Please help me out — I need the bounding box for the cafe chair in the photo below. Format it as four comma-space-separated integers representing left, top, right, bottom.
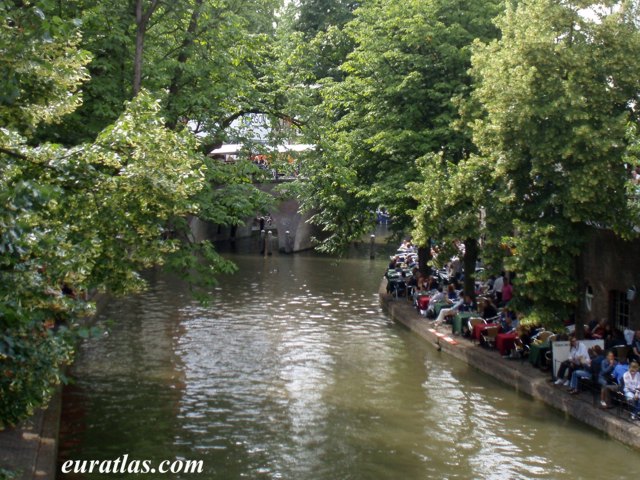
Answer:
467, 317, 486, 342
481, 326, 499, 349
532, 330, 554, 345
390, 281, 406, 299
511, 337, 530, 362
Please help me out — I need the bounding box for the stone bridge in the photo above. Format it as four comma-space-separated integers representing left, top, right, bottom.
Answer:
189, 179, 322, 252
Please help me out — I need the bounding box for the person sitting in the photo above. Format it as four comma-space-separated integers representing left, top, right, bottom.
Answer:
590, 318, 607, 340
388, 256, 399, 270
457, 294, 476, 313
498, 308, 517, 333
386, 271, 406, 297
598, 350, 618, 408
434, 294, 475, 325
554, 336, 590, 386
428, 286, 447, 307
446, 283, 458, 301
424, 275, 439, 292
568, 345, 603, 394
611, 359, 629, 383
623, 361, 640, 420
424, 286, 447, 318
407, 268, 419, 299
602, 358, 629, 408
478, 297, 498, 321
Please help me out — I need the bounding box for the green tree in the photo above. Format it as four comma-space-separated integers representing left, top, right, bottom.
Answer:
298, 0, 502, 280
0, 2, 240, 426
470, 0, 640, 325
35, 0, 285, 149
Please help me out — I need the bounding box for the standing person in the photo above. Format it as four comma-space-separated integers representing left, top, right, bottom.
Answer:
554, 336, 590, 386
492, 271, 505, 305
501, 279, 513, 306
623, 361, 640, 420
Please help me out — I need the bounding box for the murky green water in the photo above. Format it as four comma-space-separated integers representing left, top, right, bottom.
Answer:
58, 245, 640, 479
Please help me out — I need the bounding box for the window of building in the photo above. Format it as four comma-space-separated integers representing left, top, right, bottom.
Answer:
610, 290, 631, 330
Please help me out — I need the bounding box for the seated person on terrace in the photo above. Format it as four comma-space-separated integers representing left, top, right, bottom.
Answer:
611, 358, 629, 383
399, 239, 414, 252
590, 318, 608, 340
568, 345, 604, 394
446, 283, 458, 301
498, 308, 517, 332
427, 286, 448, 309
389, 256, 400, 270
623, 361, 640, 420
421, 275, 438, 292
554, 336, 590, 386
415, 275, 425, 292
434, 294, 476, 325
407, 268, 419, 293
478, 297, 498, 320
386, 271, 407, 296
599, 350, 618, 408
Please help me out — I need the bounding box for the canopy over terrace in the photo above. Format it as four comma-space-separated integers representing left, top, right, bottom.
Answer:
209, 143, 314, 163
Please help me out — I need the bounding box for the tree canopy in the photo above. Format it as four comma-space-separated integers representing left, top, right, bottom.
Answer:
296, 0, 503, 284
290, 0, 640, 323
470, 0, 640, 323
0, 0, 280, 426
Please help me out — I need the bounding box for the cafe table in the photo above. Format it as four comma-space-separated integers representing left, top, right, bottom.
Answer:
452, 312, 476, 336
529, 341, 551, 368
496, 332, 518, 356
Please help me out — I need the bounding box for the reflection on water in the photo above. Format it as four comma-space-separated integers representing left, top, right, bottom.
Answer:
59, 248, 640, 479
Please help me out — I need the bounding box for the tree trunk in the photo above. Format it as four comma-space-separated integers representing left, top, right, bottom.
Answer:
463, 237, 478, 299
133, 0, 145, 96
165, 0, 204, 129
418, 243, 431, 277
133, 0, 161, 97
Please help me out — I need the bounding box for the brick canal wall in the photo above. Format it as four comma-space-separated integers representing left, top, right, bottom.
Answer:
379, 280, 640, 451
0, 389, 60, 480
0, 293, 110, 479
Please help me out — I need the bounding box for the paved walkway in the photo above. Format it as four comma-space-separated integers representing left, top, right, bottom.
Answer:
379, 285, 640, 451
0, 390, 60, 480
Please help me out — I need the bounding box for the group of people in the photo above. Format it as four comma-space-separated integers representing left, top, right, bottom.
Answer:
553, 334, 640, 419
386, 240, 518, 330
386, 239, 640, 420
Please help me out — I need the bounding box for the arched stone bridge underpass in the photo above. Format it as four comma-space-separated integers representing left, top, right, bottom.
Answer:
189, 179, 323, 253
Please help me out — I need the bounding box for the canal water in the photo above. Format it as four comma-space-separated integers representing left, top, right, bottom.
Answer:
58, 243, 640, 479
